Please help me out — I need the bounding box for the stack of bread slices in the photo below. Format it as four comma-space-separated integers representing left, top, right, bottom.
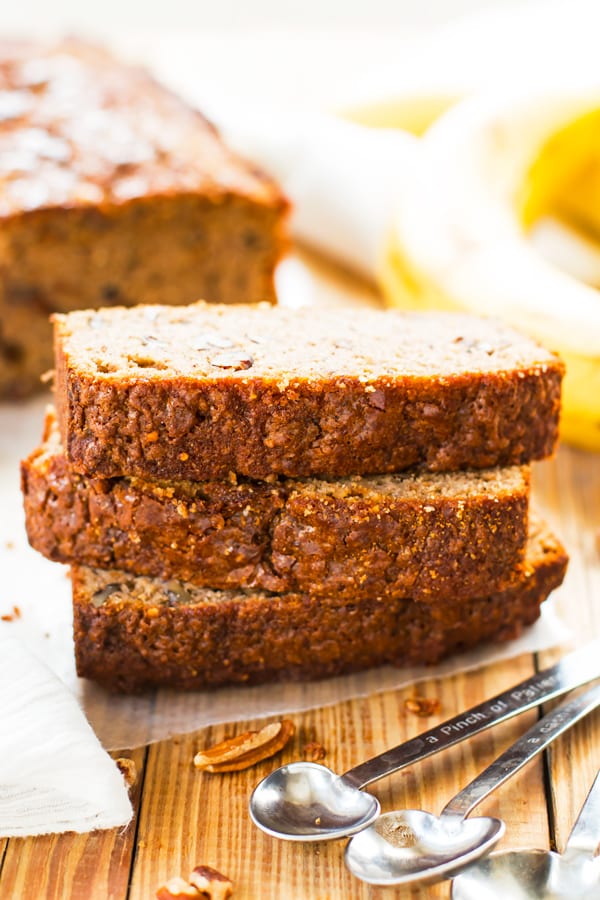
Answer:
21, 300, 568, 692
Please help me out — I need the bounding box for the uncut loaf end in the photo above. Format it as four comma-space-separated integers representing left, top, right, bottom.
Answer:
0, 39, 289, 398
53, 301, 564, 482
71, 517, 568, 693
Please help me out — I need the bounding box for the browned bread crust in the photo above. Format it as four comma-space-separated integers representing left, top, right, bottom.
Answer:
22, 411, 531, 601
71, 518, 568, 693
0, 40, 289, 398
54, 302, 564, 481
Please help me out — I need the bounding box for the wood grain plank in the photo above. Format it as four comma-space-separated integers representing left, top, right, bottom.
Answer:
534, 446, 600, 643
535, 445, 600, 855
0, 748, 145, 900
545, 715, 600, 853
128, 654, 549, 900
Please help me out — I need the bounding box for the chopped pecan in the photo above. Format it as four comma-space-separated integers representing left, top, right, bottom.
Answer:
209, 350, 253, 371
404, 696, 442, 717
189, 865, 233, 900
1, 603, 23, 621
91, 583, 122, 607
156, 876, 200, 899
156, 867, 233, 900
193, 720, 295, 773
303, 741, 327, 762
116, 757, 137, 789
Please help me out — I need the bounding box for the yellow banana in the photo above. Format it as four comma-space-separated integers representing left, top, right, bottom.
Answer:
522, 108, 600, 242
380, 84, 600, 451
341, 90, 460, 136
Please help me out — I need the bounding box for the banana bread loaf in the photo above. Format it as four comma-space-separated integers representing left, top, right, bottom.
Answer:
53, 302, 564, 481
22, 410, 530, 601
71, 517, 568, 693
0, 39, 289, 398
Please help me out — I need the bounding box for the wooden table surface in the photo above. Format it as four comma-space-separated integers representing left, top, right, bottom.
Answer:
2, 253, 600, 899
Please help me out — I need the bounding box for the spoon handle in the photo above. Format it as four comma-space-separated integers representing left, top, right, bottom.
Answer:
441, 681, 600, 819
343, 640, 600, 789
562, 769, 600, 860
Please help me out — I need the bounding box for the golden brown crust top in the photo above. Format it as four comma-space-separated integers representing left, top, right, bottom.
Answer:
0, 39, 286, 216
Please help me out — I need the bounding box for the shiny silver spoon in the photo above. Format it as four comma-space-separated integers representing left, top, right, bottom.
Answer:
451, 769, 600, 900
344, 682, 600, 887
250, 641, 600, 841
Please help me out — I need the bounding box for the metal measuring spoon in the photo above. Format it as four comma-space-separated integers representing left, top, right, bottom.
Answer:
451, 770, 600, 900
344, 682, 600, 887
249, 641, 600, 841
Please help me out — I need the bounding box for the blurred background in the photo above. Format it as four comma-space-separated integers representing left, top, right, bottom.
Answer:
0, 0, 528, 32
0, 0, 542, 110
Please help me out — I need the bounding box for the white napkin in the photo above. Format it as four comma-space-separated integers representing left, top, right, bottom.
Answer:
210, 104, 417, 280
0, 633, 132, 837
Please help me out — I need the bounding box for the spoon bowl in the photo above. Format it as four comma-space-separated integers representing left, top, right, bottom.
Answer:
452, 768, 600, 899
344, 683, 600, 887
249, 643, 600, 841
344, 809, 504, 886
249, 762, 380, 840
451, 848, 600, 900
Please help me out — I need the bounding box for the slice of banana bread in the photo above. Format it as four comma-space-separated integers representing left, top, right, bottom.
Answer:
0, 39, 289, 398
71, 516, 568, 693
53, 302, 564, 482
22, 410, 530, 601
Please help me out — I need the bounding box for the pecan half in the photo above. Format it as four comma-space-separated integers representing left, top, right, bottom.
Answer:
193, 720, 295, 773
